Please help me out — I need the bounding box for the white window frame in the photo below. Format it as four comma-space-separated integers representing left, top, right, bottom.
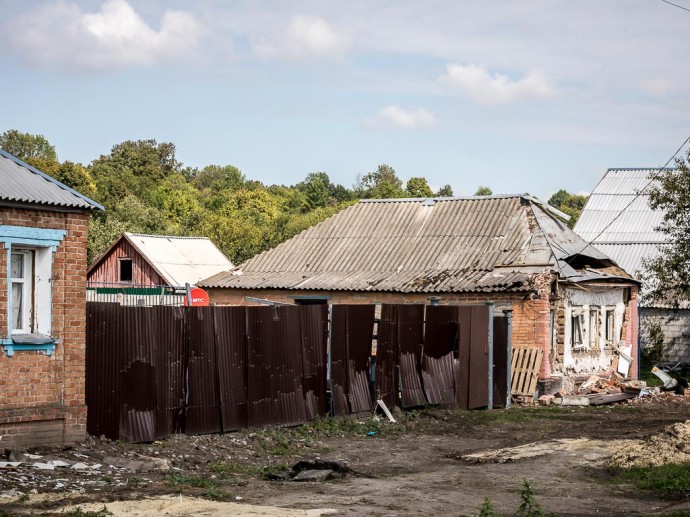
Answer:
11, 250, 33, 334
9, 247, 53, 336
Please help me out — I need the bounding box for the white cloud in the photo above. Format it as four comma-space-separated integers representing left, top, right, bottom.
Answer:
363, 105, 437, 130
253, 16, 350, 60
439, 63, 555, 104
3, 0, 202, 71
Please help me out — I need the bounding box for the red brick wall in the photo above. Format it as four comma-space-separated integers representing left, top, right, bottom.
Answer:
207, 286, 554, 367
0, 208, 89, 449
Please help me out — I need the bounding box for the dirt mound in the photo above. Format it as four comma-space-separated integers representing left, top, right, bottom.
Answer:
606, 420, 690, 469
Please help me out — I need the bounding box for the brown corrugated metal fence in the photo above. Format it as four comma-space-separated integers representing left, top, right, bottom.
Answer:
86, 302, 508, 442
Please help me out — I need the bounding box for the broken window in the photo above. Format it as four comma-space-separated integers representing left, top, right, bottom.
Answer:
589, 308, 600, 349
571, 312, 585, 348
605, 309, 616, 343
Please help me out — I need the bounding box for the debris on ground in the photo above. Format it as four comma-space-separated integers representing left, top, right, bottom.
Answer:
606, 420, 690, 469
524, 368, 690, 407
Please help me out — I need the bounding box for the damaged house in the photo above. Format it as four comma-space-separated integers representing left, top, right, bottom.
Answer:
200, 195, 640, 390
574, 168, 690, 364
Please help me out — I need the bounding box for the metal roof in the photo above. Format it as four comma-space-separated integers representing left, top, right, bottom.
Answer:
573, 168, 669, 273
201, 195, 632, 293
106, 233, 233, 287
0, 149, 103, 211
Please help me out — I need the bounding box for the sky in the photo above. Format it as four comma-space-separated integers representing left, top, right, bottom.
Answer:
1, 0, 689, 200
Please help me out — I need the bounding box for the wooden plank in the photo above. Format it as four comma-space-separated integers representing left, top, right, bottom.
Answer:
510, 346, 543, 397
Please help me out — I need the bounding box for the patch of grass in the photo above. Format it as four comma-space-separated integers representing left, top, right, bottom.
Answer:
17, 493, 29, 504
209, 459, 253, 478
126, 476, 144, 487
100, 475, 114, 483
202, 487, 225, 500
612, 462, 690, 496
258, 464, 290, 480
166, 471, 220, 489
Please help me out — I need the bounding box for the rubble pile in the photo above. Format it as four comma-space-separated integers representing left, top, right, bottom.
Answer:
536, 369, 690, 406
606, 420, 690, 469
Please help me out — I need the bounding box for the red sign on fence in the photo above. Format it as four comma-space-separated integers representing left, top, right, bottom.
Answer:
184, 287, 210, 307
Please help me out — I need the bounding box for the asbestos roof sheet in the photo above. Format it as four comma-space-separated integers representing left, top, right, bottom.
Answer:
124, 233, 233, 287
201, 195, 627, 293
573, 168, 669, 274
0, 150, 103, 210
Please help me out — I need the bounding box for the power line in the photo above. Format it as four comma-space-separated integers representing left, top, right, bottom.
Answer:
659, 0, 690, 12
566, 135, 690, 266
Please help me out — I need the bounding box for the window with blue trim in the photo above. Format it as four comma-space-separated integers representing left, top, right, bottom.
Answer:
1, 225, 66, 357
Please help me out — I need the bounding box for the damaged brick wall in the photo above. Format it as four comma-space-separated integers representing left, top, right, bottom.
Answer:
207, 285, 555, 374
0, 208, 89, 449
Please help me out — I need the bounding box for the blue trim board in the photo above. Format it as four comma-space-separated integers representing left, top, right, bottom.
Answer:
0, 225, 66, 247
0, 339, 56, 357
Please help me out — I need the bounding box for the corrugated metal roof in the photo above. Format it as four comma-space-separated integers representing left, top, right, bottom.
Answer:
123, 233, 233, 287
0, 149, 103, 210
201, 195, 630, 293
573, 168, 669, 273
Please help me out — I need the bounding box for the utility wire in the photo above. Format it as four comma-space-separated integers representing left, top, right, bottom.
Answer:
659, 0, 690, 13
564, 135, 690, 267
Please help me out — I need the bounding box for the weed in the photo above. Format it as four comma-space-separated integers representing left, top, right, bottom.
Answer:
202, 487, 225, 500
258, 464, 290, 480
17, 493, 29, 504
477, 496, 498, 517
127, 476, 144, 487
612, 462, 690, 496
166, 471, 219, 489
517, 479, 544, 517
101, 475, 114, 483
209, 459, 252, 478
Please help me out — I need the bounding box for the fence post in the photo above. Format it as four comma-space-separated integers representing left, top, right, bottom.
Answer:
503, 309, 513, 409
487, 302, 494, 410
327, 303, 333, 416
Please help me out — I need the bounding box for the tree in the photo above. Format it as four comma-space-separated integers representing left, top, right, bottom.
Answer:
436, 184, 454, 197
474, 186, 493, 196
405, 177, 434, 198
547, 189, 588, 228
354, 164, 405, 199
0, 129, 57, 162
643, 150, 690, 308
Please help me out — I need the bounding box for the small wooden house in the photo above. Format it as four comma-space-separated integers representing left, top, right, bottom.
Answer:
87, 233, 232, 304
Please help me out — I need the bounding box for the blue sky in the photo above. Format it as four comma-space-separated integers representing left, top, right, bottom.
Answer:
1, 0, 688, 200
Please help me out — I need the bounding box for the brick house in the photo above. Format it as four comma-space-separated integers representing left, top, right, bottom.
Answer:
200, 195, 640, 389
0, 150, 102, 449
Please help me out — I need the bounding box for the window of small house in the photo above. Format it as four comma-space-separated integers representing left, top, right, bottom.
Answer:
588, 308, 600, 349
119, 259, 133, 282
605, 308, 616, 343
9, 248, 52, 336
571, 312, 585, 348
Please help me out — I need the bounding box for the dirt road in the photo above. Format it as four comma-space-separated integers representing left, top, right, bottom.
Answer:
1, 398, 689, 516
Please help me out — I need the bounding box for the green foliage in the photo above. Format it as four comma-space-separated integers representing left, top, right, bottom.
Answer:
0, 130, 439, 268
0, 129, 57, 162
643, 150, 690, 308
355, 164, 405, 199
547, 189, 588, 228
478, 496, 499, 517
612, 462, 690, 496
640, 318, 667, 369
436, 184, 454, 197
516, 479, 544, 517
405, 177, 434, 198
474, 186, 493, 196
